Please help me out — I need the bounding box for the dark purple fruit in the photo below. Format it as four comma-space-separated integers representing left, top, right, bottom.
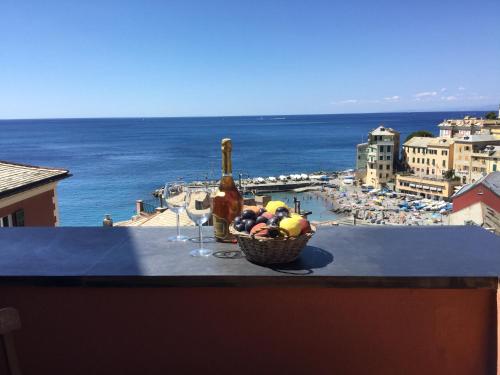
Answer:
256, 215, 268, 225
234, 216, 242, 225
276, 211, 289, 220
267, 226, 280, 238
275, 206, 289, 215
257, 207, 267, 216
267, 217, 280, 227
244, 219, 256, 233
234, 222, 245, 232
241, 209, 257, 221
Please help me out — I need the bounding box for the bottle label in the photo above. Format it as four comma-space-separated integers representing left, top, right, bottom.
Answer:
213, 214, 229, 240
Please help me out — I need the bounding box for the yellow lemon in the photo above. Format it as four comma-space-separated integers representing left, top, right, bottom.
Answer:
290, 213, 303, 221
279, 217, 302, 237
265, 200, 288, 214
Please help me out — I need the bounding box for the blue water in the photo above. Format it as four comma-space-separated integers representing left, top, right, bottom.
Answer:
0, 111, 485, 225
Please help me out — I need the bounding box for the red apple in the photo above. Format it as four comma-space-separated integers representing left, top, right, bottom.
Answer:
298, 219, 312, 235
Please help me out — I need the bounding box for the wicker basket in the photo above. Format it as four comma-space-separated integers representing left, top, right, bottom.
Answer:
230, 225, 315, 265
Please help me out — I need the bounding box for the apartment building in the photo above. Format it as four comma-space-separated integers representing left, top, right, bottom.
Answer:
453, 135, 500, 184
359, 126, 400, 188
0, 161, 70, 226
402, 136, 454, 179
438, 109, 500, 140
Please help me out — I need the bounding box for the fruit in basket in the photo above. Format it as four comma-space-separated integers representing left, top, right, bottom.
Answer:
265, 200, 288, 214
276, 210, 289, 221
290, 213, 302, 220
257, 207, 267, 216
262, 212, 274, 220
279, 217, 302, 237
275, 206, 290, 215
234, 222, 246, 232
255, 215, 269, 225
250, 223, 268, 236
267, 216, 281, 227
267, 226, 280, 238
241, 209, 257, 221
244, 219, 256, 233
298, 218, 312, 235
243, 205, 260, 215
234, 216, 242, 225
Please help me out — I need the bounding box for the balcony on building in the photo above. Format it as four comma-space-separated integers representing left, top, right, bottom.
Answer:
0, 225, 500, 374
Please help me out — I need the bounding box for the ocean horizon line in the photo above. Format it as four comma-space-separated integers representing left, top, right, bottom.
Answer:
0, 107, 495, 122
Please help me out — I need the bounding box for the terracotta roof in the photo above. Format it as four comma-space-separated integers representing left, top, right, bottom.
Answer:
0, 160, 70, 199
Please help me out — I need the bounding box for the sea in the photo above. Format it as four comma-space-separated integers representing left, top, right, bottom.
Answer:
0, 111, 485, 226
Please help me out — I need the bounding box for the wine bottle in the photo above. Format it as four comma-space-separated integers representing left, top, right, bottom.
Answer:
213, 138, 243, 242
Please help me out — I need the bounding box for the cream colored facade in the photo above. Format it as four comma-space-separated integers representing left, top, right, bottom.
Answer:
364, 126, 400, 188
395, 174, 460, 200
402, 136, 454, 179
453, 135, 500, 184
438, 114, 500, 140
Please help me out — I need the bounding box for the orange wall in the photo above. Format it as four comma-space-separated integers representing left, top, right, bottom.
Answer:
0, 287, 496, 374
0, 189, 56, 226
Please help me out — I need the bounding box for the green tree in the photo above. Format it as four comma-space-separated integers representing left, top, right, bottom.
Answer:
485, 112, 498, 120
404, 130, 434, 143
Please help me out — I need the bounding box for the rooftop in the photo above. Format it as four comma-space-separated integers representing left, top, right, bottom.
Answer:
0, 160, 70, 199
370, 125, 399, 136
454, 134, 500, 143
403, 136, 433, 148
453, 172, 500, 199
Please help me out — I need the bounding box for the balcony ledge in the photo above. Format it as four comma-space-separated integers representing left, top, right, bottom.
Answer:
0, 226, 499, 289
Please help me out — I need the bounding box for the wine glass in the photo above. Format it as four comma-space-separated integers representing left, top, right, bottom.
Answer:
185, 186, 213, 257
163, 181, 189, 242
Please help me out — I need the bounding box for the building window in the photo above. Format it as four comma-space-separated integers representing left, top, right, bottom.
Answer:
386, 165, 390, 170
0, 216, 10, 227
465, 146, 470, 151
494, 164, 497, 171
379, 156, 383, 161
386, 155, 391, 160
386, 173, 389, 178
12, 210, 24, 227
432, 169, 435, 174
379, 173, 382, 178
442, 160, 446, 168
432, 159, 435, 166
412, 148, 415, 154
387, 145, 391, 152
379, 164, 383, 170
412, 157, 415, 162
427, 159, 430, 165
0, 210, 24, 227
417, 158, 420, 163
379, 146, 384, 153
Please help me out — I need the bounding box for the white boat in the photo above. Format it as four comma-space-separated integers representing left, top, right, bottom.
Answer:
279, 175, 288, 181
300, 173, 309, 180
267, 176, 277, 182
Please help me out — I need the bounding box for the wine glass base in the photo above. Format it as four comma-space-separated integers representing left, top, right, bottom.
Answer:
168, 235, 190, 242
190, 248, 213, 257
189, 236, 216, 243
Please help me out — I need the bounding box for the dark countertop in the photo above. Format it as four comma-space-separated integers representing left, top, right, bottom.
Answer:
0, 226, 499, 288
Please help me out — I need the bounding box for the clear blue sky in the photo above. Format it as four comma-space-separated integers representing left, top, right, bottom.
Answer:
1, 0, 499, 118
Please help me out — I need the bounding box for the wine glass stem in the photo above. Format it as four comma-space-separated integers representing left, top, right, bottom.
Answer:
176, 213, 180, 238
199, 223, 203, 248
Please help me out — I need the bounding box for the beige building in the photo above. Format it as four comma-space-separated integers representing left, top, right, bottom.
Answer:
453, 135, 500, 184
395, 174, 460, 200
402, 136, 454, 179
438, 112, 500, 140
363, 126, 400, 188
